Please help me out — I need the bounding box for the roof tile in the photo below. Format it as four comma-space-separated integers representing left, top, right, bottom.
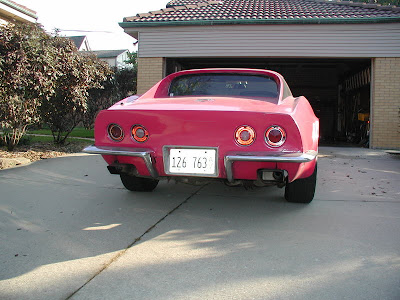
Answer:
124, 0, 400, 24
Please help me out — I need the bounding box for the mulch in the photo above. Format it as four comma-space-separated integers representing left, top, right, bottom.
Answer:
0, 141, 91, 170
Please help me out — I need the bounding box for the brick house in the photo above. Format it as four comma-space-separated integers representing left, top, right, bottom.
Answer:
119, 0, 400, 149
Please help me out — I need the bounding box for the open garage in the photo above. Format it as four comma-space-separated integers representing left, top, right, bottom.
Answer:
166, 57, 371, 145
120, 0, 400, 149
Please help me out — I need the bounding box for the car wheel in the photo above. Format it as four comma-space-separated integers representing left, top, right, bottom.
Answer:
120, 174, 159, 192
284, 163, 317, 203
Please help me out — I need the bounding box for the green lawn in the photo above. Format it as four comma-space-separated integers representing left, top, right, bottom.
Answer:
28, 127, 94, 139
27, 135, 92, 144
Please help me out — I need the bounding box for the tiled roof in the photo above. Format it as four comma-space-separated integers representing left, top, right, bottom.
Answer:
166, 0, 222, 6
122, 0, 400, 25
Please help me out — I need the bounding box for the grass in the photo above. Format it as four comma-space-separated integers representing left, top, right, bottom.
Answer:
27, 135, 92, 144
28, 127, 94, 139
1, 127, 93, 153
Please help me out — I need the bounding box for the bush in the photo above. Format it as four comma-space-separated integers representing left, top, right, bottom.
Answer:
39, 37, 112, 144
0, 23, 54, 151
84, 68, 137, 129
0, 23, 113, 149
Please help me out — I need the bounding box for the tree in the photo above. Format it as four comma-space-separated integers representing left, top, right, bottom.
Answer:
0, 23, 113, 148
39, 35, 113, 144
124, 51, 138, 70
0, 23, 55, 151
115, 67, 137, 97
84, 68, 137, 129
84, 71, 117, 129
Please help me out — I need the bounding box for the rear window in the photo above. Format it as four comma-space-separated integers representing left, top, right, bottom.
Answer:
169, 73, 279, 98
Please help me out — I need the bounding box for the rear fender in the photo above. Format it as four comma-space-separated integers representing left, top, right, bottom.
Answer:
282, 96, 318, 182
291, 96, 319, 154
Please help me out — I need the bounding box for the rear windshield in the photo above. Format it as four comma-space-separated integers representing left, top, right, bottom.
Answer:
169, 73, 279, 98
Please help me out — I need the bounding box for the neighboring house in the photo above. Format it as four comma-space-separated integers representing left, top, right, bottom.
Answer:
67, 36, 130, 69
92, 49, 131, 69
67, 36, 91, 51
119, 0, 400, 149
68, 36, 131, 69
0, 0, 37, 24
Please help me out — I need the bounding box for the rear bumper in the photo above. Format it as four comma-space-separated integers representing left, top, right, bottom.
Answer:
83, 145, 158, 178
83, 145, 317, 182
224, 151, 317, 182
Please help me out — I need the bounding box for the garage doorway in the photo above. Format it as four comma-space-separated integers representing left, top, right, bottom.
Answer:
166, 57, 371, 146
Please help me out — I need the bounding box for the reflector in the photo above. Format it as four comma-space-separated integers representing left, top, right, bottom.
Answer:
108, 124, 124, 141
240, 130, 251, 142
268, 129, 282, 143
136, 128, 145, 138
265, 126, 286, 147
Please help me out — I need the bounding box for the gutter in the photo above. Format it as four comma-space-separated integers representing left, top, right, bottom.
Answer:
0, 0, 38, 20
119, 16, 400, 29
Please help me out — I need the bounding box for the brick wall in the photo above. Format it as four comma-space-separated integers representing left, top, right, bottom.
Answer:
371, 58, 400, 149
137, 57, 165, 94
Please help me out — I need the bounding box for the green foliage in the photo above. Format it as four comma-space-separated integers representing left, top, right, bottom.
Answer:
39, 35, 112, 144
84, 74, 117, 129
115, 68, 137, 97
124, 51, 137, 70
84, 67, 137, 129
0, 23, 113, 149
28, 127, 94, 138
0, 133, 31, 147
0, 23, 55, 151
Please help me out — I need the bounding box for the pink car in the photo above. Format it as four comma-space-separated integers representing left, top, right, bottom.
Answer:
84, 68, 319, 203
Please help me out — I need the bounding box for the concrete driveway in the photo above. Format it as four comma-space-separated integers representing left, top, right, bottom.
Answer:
0, 147, 399, 300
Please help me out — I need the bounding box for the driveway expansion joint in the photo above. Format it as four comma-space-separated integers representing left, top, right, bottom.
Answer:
65, 184, 207, 300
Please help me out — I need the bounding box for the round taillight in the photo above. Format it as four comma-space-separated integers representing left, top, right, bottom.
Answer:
108, 124, 124, 142
265, 126, 286, 147
132, 125, 149, 143
235, 125, 256, 146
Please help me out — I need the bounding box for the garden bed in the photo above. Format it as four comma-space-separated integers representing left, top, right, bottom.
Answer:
0, 139, 92, 170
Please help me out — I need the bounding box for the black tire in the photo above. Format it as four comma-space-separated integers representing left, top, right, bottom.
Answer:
120, 174, 159, 192
284, 163, 317, 203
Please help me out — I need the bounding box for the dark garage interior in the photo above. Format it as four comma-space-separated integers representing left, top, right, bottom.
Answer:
166, 57, 371, 146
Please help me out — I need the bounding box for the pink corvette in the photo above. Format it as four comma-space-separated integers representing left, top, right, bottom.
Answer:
84, 68, 319, 203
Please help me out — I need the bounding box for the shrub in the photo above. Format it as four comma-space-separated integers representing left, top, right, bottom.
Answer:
39, 36, 113, 144
0, 23, 54, 151
0, 23, 113, 149
84, 67, 137, 129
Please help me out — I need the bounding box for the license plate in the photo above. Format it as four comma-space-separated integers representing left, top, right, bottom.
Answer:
166, 148, 217, 176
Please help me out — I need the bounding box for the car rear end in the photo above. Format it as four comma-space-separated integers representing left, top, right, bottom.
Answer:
86, 99, 315, 185
84, 68, 318, 203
